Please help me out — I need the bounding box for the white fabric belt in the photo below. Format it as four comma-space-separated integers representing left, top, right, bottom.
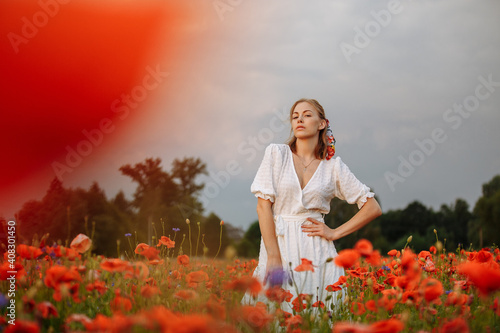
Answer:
274, 212, 324, 237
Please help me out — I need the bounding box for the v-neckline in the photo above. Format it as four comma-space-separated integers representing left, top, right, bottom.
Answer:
288, 147, 323, 191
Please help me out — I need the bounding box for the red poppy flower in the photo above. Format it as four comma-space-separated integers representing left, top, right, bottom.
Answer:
52, 245, 80, 260
285, 314, 303, 331
400, 249, 416, 270
439, 318, 469, 333
326, 275, 347, 292
400, 249, 420, 279
377, 294, 398, 312
124, 261, 149, 281
174, 289, 198, 301
384, 273, 397, 287
424, 258, 436, 272
493, 298, 500, 317
351, 302, 366, 315
171, 270, 182, 280
366, 250, 382, 266
387, 249, 400, 257
474, 249, 493, 263
0, 261, 26, 280
402, 290, 421, 305
326, 284, 342, 292
205, 295, 226, 320
333, 322, 370, 333
337, 275, 348, 284
100, 258, 130, 272
457, 261, 500, 296
354, 239, 373, 257
445, 292, 468, 307
135, 243, 149, 254
335, 249, 360, 269
291, 294, 311, 312
265, 286, 291, 303
225, 276, 262, 296
312, 301, 325, 308
53, 282, 81, 303
86, 280, 107, 295
365, 300, 377, 312
134, 243, 160, 261
369, 318, 404, 333
141, 285, 160, 298
70, 233, 92, 253
238, 305, 273, 331
177, 254, 190, 266
421, 277, 444, 303
44, 265, 82, 289
148, 259, 164, 265
110, 294, 133, 313
157, 236, 175, 248
36, 301, 58, 319
294, 258, 315, 272
274, 308, 292, 327
4, 319, 40, 333
17, 244, 43, 259
186, 270, 209, 288
167, 314, 219, 333
418, 250, 432, 262
430, 245, 437, 254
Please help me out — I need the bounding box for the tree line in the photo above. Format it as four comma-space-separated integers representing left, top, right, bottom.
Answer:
2, 155, 499, 258
4, 157, 233, 257
237, 175, 500, 257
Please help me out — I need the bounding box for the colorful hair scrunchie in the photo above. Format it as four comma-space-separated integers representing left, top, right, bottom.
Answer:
325, 119, 336, 160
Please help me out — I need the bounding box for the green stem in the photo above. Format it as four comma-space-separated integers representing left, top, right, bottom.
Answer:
196, 222, 201, 258
188, 223, 192, 257
212, 224, 223, 262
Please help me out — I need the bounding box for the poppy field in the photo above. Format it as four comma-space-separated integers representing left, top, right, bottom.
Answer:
1, 227, 500, 333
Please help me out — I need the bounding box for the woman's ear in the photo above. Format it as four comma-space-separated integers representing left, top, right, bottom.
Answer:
319, 119, 327, 130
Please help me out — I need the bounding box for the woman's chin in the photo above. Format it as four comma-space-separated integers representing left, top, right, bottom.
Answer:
294, 133, 315, 140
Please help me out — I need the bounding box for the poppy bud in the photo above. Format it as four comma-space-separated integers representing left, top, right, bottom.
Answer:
407, 235, 413, 243
186, 219, 190, 225
436, 241, 443, 252
220, 220, 224, 226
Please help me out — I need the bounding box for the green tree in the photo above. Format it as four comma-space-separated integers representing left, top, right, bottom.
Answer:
119, 157, 207, 242
18, 178, 69, 244
469, 175, 500, 248
201, 212, 229, 257
17, 179, 133, 256
436, 199, 472, 250
325, 196, 385, 251
236, 220, 261, 258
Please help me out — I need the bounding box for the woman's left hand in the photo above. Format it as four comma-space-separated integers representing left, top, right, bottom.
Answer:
301, 218, 336, 241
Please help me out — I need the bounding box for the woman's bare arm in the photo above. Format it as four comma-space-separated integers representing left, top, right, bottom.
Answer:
256, 197, 282, 280
302, 197, 382, 241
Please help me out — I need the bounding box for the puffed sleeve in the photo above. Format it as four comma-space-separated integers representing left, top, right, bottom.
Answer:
251, 144, 280, 203
333, 157, 375, 209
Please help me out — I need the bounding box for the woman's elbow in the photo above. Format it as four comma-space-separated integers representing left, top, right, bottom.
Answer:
370, 198, 383, 218
256, 198, 273, 214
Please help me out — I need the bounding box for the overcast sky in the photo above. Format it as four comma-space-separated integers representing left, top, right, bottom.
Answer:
3, 0, 500, 230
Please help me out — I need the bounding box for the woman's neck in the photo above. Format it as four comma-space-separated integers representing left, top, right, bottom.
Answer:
295, 137, 317, 159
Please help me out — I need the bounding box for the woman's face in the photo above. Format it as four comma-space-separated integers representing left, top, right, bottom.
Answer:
291, 102, 326, 139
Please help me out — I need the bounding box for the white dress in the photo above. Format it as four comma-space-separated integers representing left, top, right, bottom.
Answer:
242, 143, 374, 313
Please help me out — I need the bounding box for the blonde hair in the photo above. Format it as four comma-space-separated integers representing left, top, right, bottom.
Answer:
287, 98, 329, 160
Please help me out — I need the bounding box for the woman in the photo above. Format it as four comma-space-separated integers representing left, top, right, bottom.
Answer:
243, 98, 382, 312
